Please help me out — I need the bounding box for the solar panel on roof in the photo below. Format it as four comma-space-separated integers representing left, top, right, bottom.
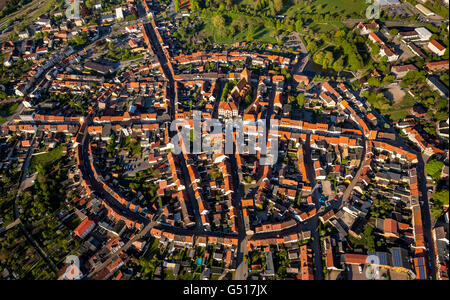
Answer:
418, 265, 426, 280
418, 257, 424, 265
392, 249, 402, 267
378, 253, 388, 266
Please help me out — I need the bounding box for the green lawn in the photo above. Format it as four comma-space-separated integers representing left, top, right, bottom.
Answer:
285, 0, 367, 19
308, 21, 347, 33
200, 11, 277, 44
383, 94, 415, 122
236, 0, 367, 17
29, 144, 64, 172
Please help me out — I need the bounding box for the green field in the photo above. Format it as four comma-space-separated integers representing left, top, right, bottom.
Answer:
285, 0, 368, 18
235, 0, 368, 19
29, 144, 65, 172
200, 11, 278, 44
195, 0, 369, 45
308, 21, 347, 33
383, 94, 415, 122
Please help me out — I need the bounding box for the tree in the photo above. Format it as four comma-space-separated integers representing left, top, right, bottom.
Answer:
74, 32, 88, 46
332, 56, 345, 74
273, 0, 284, 14
246, 32, 254, 42
382, 75, 395, 85
432, 190, 449, 218
347, 53, 362, 71
190, 0, 201, 11
367, 77, 381, 87
108, 41, 115, 51
371, 43, 380, 56
296, 93, 306, 108
295, 19, 303, 32
212, 14, 226, 31
85, 0, 93, 9
350, 225, 376, 251
389, 29, 399, 37
322, 51, 334, 70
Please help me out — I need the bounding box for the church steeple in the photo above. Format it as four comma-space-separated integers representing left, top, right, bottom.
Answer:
241, 67, 251, 82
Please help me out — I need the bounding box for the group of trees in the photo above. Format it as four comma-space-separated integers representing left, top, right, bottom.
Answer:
73, 31, 90, 47
0, 227, 55, 280
309, 30, 368, 73
0, 102, 18, 124
366, 74, 395, 87
362, 90, 392, 112
0, 0, 32, 19
203, 0, 287, 15
16, 142, 81, 275
0, 167, 19, 226
220, 80, 236, 101
240, 94, 253, 110
348, 224, 376, 252
400, 70, 449, 124
290, 93, 306, 108
0, 58, 32, 87
369, 199, 394, 220
104, 41, 142, 62
121, 135, 141, 157
106, 134, 117, 158
431, 189, 449, 219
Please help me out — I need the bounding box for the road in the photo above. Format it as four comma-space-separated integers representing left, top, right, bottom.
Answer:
360, 90, 437, 280
303, 134, 324, 280
12, 132, 59, 275
14, 133, 36, 219
0, 218, 20, 234
2, 102, 25, 127
340, 136, 368, 205
141, 21, 175, 118
229, 151, 248, 280
403, 2, 447, 25
291, 32, 310, 75
416, 154, 437, 280
343, 18, 447, 28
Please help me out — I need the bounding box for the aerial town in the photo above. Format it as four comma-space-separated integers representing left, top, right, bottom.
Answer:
0, 0, 448, 282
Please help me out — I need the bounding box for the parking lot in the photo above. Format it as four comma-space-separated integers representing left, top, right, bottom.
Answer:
384, 4, 415, 19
